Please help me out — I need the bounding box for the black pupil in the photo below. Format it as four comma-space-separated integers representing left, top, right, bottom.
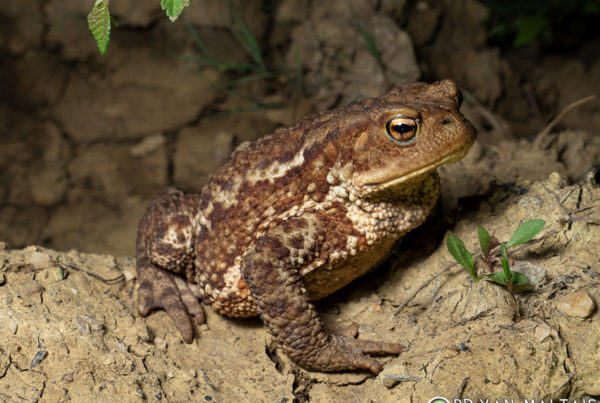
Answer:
392, 123, 414, 136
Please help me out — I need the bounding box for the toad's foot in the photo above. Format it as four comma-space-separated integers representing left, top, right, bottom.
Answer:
137, 257, 205, 343
322, 323, 404, 374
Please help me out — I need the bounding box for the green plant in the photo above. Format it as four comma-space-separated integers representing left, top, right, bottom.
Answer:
180, 29, 286, 113
87, 0, 299, 111
447, 219, 545, 298
87, 0, 190, 55
353, 17, 382, 66
348, 3, 382, 66
178, 2, 302, 114
87, 0, 112, 55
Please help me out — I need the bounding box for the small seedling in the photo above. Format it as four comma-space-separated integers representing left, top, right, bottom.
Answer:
447, 219, 545, 298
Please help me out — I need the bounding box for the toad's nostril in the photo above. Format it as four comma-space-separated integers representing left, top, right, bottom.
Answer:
442, 118, 452, 125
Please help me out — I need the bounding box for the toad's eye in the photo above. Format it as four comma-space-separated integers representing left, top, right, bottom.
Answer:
385, 116, 420, 145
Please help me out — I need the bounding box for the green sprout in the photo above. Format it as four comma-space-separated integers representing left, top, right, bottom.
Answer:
447, 219, 545, 297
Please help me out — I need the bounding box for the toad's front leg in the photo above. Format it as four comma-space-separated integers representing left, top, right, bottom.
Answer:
136, 188, 205, 343
241, 216, 402, 374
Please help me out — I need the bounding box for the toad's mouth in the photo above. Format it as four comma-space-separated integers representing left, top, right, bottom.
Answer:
356, 139, 474, 195
376, 141, 472, 190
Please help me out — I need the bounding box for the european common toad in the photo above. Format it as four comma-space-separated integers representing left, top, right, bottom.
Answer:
136, 79, 476, 373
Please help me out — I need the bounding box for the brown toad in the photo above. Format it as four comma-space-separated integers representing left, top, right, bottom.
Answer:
136, 79, 476, 373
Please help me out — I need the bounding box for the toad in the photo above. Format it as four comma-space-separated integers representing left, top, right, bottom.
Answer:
135, 79, 476, 373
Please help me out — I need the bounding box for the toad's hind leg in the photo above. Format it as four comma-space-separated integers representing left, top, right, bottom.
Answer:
136, 187, 205, 343
241, 216, 403, 374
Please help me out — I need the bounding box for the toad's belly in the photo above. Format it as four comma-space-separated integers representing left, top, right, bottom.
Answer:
302, 236, 397, 300
195, 236, 397, 317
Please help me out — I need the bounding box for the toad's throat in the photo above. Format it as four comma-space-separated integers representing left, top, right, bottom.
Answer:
365, 170, 440, 204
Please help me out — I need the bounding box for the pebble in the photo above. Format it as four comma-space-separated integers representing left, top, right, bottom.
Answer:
511, 261, 546, 291
381, 373, 421, 388
73, 316, 90, 334
83, 315, 105, 331
154, 337, 168, 350
122, 270, 135, 282
28, 251, 51, 268
30, 350, 48, 368
61, 372, 75, 383
534, 324, 552, 343
557, 291, 595, 318
9, 320, 18, 334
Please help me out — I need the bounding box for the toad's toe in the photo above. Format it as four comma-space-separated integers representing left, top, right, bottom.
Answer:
137, 258, 203, 343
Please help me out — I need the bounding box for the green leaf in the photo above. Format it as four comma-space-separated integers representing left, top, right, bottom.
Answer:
501, 243, 511, 280
87, 0, 111, 55
355, 19, 382, 65
161, 0, 190, 22
477, 225, 490, 255
483, 270, 530, 291
514, 15, 549, 46
446, 235, 476, 281
506, 219, 545, 248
